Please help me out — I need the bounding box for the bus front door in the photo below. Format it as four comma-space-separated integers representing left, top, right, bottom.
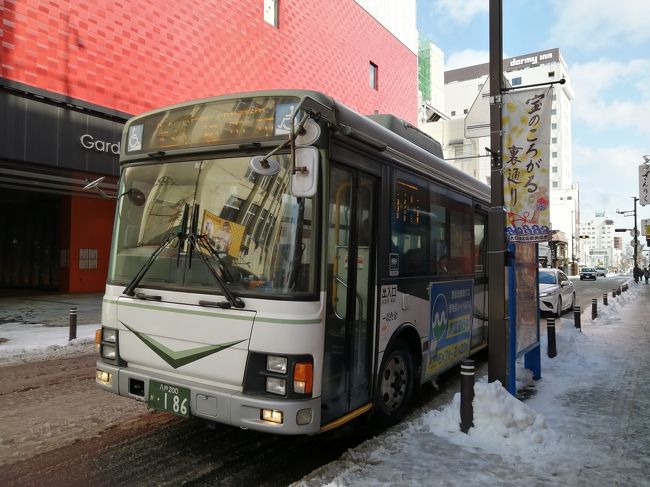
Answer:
322, 165, 376, 425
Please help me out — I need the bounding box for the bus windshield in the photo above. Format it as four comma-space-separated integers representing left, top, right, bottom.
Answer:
108, 154, 316, 297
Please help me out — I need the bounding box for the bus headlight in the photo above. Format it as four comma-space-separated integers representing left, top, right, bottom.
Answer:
103, 328, 117, 343
267, 355, 287, 373
266, 377, 286, 395
261, 409, 284, 424
102, 344, 117, 360
96, 370, 111, 384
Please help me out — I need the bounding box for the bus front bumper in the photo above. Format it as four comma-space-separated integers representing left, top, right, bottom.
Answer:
95, 361, 321, 435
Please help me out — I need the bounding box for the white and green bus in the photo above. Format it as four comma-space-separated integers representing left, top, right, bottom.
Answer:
95, 90, 490, 434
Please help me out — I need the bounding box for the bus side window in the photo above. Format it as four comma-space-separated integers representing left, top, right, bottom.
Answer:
391, 174, 432, 275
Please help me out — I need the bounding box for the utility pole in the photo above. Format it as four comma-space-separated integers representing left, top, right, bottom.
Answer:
634, 196, 639, 275
616, 196, 640, 282
487, 0, 507, 385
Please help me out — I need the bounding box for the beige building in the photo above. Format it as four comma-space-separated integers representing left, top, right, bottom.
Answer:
418, 47, 579, 271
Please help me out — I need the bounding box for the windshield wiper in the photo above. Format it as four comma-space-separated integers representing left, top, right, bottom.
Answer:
185, 232, 245, 309
123, 230, 179, 297
287, 198, 306, 290
176, 203, 190, 267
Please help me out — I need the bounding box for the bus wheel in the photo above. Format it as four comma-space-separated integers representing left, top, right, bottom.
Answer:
374, 340, 414, 426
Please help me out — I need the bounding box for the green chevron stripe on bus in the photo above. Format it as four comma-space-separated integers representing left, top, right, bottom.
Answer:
122, 323, 245, 369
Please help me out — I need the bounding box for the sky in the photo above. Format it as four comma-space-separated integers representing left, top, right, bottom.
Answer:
416, 0, 650, 233
2, 278, 647, 485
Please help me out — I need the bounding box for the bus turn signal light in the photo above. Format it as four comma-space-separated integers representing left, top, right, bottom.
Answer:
293, 362, 313, 394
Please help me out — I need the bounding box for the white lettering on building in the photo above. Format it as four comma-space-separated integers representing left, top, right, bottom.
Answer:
509, 52, 553, 67
80, 134, 120, 155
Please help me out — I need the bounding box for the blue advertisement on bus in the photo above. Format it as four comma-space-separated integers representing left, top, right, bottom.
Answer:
427, 279, 474, 376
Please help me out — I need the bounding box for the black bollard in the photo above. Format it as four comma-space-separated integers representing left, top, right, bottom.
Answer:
592, 298, 598, 320
617, 287, 621, 296
68, 307, 78, 341
574, 306, 581, 330
603, 293, 608, 306
612, 289, 617, 299
547, 318, 557, 358
460, 360, 475, 433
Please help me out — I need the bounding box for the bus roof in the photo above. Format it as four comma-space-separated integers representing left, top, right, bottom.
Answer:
121, 89, 490, 202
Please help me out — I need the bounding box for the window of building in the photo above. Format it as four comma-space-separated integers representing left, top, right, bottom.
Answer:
512, 77, 522, 86
552, 181, 559, 188
552, 166, 558, 173
548, 71, 555, 77
552, 151, 558, 158
551, 109, 557, 115
552, 137, 557, 144
463, 108, 468, 114
552, 123, 557, 129
369, 62, 378, 90
451, 110, 456, 116
263, 0, 279, 27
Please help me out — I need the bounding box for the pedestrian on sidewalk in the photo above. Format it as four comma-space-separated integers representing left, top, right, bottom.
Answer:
644, 266, 650, 284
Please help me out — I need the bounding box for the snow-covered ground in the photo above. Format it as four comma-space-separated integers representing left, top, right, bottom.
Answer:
295, 280, 650, 486
1, 281, 648, 485
0, 323, 98, 363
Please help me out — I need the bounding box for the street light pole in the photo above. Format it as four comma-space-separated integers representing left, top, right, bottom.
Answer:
616, 196, 640, 282
571, 210, 576, 275
487, 0, 507, 386
633, 196, 639, 277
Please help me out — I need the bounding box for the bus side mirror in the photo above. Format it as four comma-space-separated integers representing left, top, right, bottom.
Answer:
291, 147, 318, 197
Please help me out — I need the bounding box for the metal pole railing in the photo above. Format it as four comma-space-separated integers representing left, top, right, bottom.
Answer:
460, 360, 475, 433
547, 318, 557, 358
592, 298, 598, 319
68, 307, 78, 341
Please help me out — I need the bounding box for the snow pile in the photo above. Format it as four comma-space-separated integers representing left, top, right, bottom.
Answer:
0, 323, 98, 363
417, 379, 562, 462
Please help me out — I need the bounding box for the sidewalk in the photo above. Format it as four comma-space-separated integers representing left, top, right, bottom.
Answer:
296, 278, 650, 486
0, 292, 103, 327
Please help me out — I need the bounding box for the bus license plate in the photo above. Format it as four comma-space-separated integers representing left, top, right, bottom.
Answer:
148, 380, 191, 418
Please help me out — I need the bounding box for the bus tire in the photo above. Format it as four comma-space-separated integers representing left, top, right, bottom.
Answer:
373, 339, 415, 427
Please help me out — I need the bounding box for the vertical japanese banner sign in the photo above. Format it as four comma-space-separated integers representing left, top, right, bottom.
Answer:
502, 87, 552, 242
639, 164, 650, 206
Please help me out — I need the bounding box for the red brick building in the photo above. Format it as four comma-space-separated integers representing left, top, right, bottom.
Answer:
0, 0, 417, 292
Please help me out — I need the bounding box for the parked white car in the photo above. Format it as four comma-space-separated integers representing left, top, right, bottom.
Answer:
539, 268, 576, 317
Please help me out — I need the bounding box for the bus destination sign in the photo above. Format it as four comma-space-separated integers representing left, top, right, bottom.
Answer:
125, 96, 300, 154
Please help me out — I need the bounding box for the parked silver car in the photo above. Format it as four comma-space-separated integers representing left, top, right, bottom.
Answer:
539, 268, 576, 317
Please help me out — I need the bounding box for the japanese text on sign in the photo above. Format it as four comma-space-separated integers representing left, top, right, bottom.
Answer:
639, 164, 650, 206
502, 87, 552, 242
